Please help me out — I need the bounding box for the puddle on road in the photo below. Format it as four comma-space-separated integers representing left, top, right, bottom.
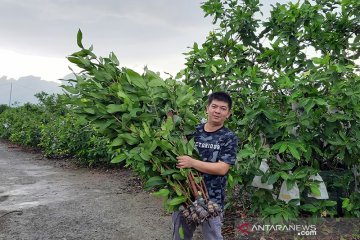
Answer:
22, 164, 57, 177
0, 195, 9, 202
0, 166, 75, 212
0, 155, 109, 213
0, 179, 76, 211
17, 201, 40, 207
23, 169, 58, 177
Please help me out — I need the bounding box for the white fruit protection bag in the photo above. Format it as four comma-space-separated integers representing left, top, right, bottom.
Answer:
278, 179, 300, 205
307, 173, 329, 199
251, 159, 274, 190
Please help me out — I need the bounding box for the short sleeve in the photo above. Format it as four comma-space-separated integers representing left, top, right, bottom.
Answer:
219, 133, 238, 165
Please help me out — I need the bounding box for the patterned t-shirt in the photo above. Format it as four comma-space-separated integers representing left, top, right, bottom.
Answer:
194, 123, 238, 208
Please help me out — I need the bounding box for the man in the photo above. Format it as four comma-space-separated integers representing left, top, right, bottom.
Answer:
173, 91, 238, 240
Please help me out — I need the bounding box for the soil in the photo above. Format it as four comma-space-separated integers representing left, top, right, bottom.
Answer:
0, 141, 172, 240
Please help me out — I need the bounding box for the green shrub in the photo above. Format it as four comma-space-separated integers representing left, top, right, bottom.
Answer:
184, 0, 360, 220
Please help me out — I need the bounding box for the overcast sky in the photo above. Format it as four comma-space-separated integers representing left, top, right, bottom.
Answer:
0, 0, 288, 83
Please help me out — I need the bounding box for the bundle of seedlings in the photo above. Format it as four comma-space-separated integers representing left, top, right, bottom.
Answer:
63, 30, 217, 216
178, 171, 222, 225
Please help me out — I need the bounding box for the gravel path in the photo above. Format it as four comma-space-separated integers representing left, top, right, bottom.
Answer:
0, 141, 172, 240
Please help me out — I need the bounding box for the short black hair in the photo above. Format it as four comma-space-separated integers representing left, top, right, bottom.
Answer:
207, 91, 232, 110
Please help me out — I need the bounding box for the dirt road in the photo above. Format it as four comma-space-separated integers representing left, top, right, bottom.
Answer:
0, 141, 172, 240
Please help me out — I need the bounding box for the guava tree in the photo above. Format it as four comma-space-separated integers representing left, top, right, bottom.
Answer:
183, 0, 360, 219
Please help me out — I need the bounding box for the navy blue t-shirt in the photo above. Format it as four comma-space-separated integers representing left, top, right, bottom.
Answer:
194, 124, 238, 208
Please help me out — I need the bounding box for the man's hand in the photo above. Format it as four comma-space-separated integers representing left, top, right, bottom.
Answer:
176, 155, 195, 169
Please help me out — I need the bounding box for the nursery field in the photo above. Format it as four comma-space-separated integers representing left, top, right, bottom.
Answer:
0, 0, 359, 239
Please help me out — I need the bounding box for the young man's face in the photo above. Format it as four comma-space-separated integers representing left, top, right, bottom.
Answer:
206, 99, 231, 125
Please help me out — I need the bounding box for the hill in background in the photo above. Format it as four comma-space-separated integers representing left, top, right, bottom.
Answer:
0, 75, 72, 106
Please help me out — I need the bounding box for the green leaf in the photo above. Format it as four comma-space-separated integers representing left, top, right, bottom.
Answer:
237, 149, 253, 158
186, 138, 195, 155
152, 188, 170, 197
83, 108, 95, 114
110, 137, 124, 147
164, 115, 174, 132
309, 183, 321, 197
280, 162, 295, 171
93, 118, 116, 132
109, 52, 119, 65
67, 56, 83, 65
111, 153, 127, 163
144, 176, 165, 190
342, 198, 350, 208
130, 108, 142, 117
279, 143, 288, 153
278, 75, 293, 88
158, 140, 173, 150
142, 122, 151, 137
179, 227, 185, 240
139, 150, 151, 161
301, 204, 318, 213
267, 173, 280, 185
106, 104, 127, 113
282, 211, 289, 222
176, 93, 193, 107
293, 167, 308, 179
280, 171, 289, 180
118, 133, 139, 145
286, 180, 296, 191
77, 29, 84, 49
211, 65, 217, 74
126, 69, 147, 89
303, 99, 315, 113
161, 169, 179, 176
312, 57, 323, 64
323, 200, 337, 207
117, 90, 132, 103
228, 173, 234, 186
148, 77, 165, 87
263, 205, 283, 215
315, 98, 327, 106
272, 141, 285, 150
288, 145, 300, 160
167, 196, 187, 206
172, 173, 186, 180
62, 85, 79, 94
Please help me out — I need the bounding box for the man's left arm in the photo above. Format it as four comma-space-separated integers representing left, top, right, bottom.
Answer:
176, 133, 238, 175
176, 156, 230, 175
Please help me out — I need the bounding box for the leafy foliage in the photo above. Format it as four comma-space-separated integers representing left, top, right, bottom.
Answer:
0, 93, 110, 166
63, 30, 204, 211
0, 103, 44, 147
0, 104, 9, 114
184, 0, 360, 219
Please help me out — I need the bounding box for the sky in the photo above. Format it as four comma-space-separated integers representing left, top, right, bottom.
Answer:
0, 0, 288, 83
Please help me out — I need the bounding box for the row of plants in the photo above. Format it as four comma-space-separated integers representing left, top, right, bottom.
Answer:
0, 93, 111, 166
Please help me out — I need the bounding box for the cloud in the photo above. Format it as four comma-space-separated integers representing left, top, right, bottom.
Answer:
0, 0, 292, 82
0, 0, 212, 55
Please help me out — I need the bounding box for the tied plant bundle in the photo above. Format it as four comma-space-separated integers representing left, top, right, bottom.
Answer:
179, 171, 222, 225
63, 30, 220, 224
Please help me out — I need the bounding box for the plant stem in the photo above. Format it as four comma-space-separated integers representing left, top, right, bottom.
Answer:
187, 172, 199, 199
